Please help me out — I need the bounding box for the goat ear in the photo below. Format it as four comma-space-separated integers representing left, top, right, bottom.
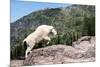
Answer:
49, 26, 53, 29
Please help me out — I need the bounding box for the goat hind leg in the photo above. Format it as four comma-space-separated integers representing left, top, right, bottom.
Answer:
25, 47, 31, 58
25, 45, 34, 58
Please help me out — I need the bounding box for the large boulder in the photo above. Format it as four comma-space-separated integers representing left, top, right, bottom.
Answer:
23, 36, 95, 66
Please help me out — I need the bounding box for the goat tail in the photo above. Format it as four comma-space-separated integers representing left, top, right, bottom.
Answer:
22, 40, 28, 52
23, 40, 27, 47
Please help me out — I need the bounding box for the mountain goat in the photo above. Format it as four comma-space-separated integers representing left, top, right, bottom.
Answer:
23, 25, 57, 58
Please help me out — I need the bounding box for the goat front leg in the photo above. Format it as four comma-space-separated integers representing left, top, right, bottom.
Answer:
44, 36, 51, 44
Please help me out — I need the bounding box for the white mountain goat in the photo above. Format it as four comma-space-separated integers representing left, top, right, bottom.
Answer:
23, 25, 57, 58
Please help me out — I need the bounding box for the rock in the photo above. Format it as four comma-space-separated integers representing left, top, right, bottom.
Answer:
23, 36, 95, 66
72, 36, 95, 46
73, 36, 95, 51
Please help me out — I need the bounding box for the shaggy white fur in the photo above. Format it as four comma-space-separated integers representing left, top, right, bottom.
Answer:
23, 25, 57, 58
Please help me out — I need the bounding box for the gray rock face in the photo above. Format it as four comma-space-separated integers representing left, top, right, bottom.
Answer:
23, 36, 95, 66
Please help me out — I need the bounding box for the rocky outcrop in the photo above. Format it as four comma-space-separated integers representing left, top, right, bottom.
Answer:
23, 36, 95, 66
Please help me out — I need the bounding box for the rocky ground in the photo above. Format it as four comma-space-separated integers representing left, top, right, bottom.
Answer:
10, 60, 24, 67
10, 36, 95, 66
